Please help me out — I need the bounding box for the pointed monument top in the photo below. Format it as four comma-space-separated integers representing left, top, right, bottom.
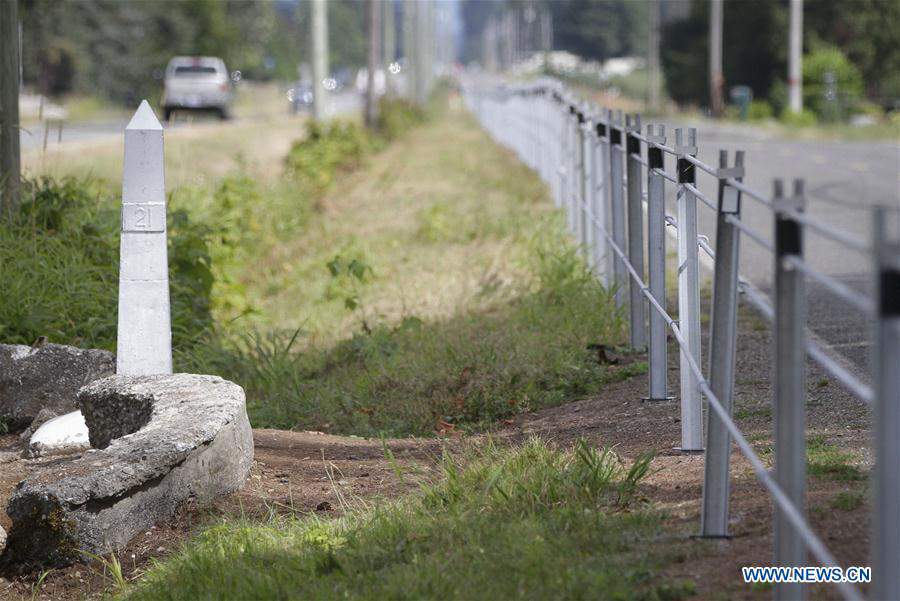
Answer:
126, 100, 163, 131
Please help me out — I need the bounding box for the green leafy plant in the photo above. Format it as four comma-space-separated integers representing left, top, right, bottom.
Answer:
747, 100, 774, 121
803, 45, 864, 121
325, 253, 373, 313
284, 121, 373, 196
376, 97, 427, 140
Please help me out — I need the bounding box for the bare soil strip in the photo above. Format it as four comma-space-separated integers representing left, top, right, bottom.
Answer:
0, 297, 870, 599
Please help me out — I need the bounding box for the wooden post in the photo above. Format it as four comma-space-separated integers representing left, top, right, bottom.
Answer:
0, 0, 21, 219
117, 101, 172, 376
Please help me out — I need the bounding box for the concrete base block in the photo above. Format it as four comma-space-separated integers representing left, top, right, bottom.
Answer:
3, 374, 252, 568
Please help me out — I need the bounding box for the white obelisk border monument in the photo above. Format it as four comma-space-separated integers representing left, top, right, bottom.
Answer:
117, 100, 172, 375
30, 101, 171, 453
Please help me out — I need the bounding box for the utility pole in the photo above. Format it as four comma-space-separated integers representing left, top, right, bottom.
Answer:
1, 0, 21, 218
647, 0, 662, 113
403, 0, 416, 101
365, 0, 380, 128
788, 0, 803, 113
709, 0, 724, 117
383, 0, 395, 94
310, 0, 328, 121
414, 0, 428, 105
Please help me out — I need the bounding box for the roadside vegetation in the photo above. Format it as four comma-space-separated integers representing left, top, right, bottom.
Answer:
9, 86, 633, 439
6, 89, 669, 598
122, 439, 692, 601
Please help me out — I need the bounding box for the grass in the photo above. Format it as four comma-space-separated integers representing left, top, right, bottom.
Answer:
806, 435, 865, 482
120, 439, 692, 601
0, 177, 214, 350
179, 97, 634, 436
831, 490, 865, 512
752, 434, 868, 480
9, 87, 635, 440
733, 405, 772, 421
184, 247, 637, 436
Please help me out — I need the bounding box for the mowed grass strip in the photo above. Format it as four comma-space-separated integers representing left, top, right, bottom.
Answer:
122, 439, 693, 601
184, 98, 640, 436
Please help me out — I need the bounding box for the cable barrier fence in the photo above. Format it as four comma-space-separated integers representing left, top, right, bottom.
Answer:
462, 77, 900, 601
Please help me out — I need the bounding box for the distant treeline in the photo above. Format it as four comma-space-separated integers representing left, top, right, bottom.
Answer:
18, 0, 368, 104
461, 0, 899, 110
662, 0, 899, 110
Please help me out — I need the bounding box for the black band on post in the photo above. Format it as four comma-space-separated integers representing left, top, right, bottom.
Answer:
775, 218, 803, 257
882, 269, 900, 316
677, 159, 695, 184
626, 134, 640, 155
649, 147, 663, 170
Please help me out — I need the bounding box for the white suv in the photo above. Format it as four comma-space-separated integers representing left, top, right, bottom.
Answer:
161, 56, 233, 120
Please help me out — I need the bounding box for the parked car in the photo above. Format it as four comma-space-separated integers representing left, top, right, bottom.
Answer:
161, 56, 233, 120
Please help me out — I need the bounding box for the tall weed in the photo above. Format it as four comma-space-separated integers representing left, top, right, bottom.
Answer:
0, 177, 214, 350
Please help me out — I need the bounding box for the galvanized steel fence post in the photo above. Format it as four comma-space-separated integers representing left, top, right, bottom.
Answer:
625, 114, 647, 350
463, 81, 897, 599
609, 111, 628, 310
579, 111, 594, 266
557, 99, 569, 211
594, 113, 612, 285
872, 205, 900, 600
646, 124, 668, 401
675, 128, 703, 451
567, 103, 578, 234
773, 179, 807, 601
576, 107, 588, 250
552, 92, 563, 207
700, 150, 744, 537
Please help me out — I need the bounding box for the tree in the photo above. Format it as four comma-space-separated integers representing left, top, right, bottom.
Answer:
18, 0, 299, 103
549, 0, 647, 62
661, 0, 786, 108
661, 0, 899, 110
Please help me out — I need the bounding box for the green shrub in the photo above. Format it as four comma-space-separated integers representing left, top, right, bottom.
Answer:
780, 107, 818, 128
376, 97, 427, 140
852, 100, 885, 120
803, 46, 864, 121
747, 100, 774, 121
723, 105, 741, 121
183, 234, 633, 437
0, 177, 214, 351
284, 121, 372, 195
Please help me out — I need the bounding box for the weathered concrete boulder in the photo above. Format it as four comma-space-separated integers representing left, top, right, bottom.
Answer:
0, 344, 115, 428
3, 374, 253, 568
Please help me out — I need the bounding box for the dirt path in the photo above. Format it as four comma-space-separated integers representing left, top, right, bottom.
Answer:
0, 293, 872, 601
0, 429, 453, 600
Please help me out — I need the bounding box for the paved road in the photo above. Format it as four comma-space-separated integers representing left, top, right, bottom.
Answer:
20, 90, 363, 152
666, 121, 899, 375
